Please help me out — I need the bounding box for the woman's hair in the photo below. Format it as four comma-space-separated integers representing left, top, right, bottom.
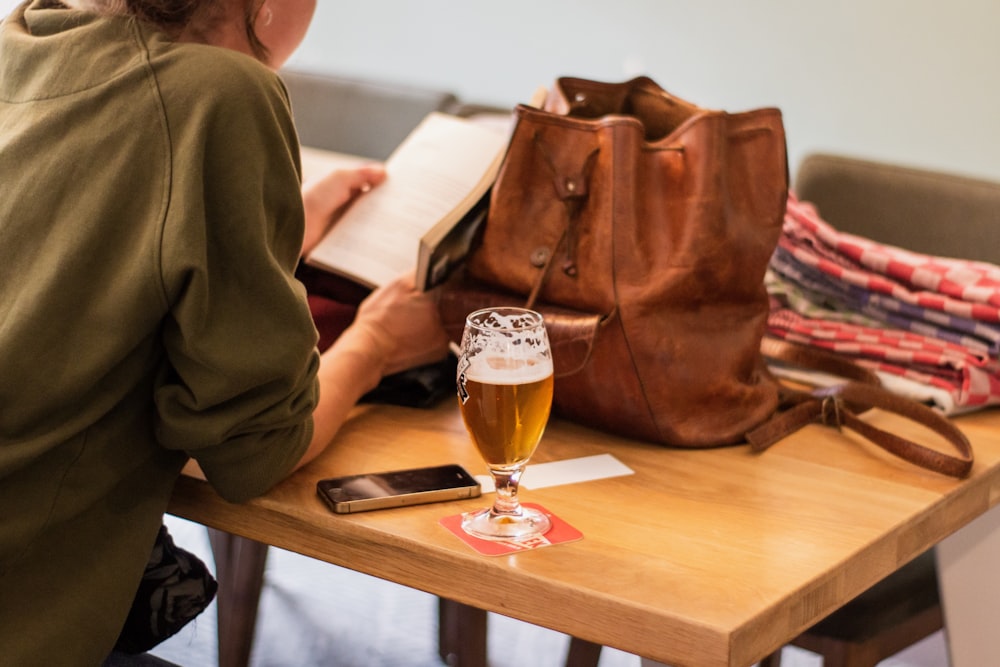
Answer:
63, 0, 269, 60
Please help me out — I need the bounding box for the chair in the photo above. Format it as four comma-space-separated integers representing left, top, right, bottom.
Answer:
754, 153, 1000, 666
757, 550, 942, 667
102, 651, 183, 667
564, 153, 1000, 667
279, 68, 458, 160
793, 152, 1000, 262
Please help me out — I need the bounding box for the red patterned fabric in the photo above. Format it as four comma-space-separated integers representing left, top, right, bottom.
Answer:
768, 194, 1000, 411
780, 195, 1000, 321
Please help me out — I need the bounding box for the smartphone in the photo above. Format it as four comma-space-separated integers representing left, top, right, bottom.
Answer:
316, 463, 481, 514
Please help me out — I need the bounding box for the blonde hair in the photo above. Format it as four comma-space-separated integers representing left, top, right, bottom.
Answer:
62, 0, 269, 60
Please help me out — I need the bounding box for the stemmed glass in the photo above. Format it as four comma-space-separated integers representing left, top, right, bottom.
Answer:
456, 307, 554, 541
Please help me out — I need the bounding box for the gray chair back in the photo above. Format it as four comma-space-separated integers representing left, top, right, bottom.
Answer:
280, 69, 458, 160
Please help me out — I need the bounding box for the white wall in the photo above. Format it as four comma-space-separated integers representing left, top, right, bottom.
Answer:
287, 0, 1000, 184
4, 1, 998, 182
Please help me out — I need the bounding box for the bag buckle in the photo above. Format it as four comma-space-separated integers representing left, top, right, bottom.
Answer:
820, 395, 844, 431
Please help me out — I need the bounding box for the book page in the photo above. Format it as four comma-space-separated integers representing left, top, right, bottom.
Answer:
306, 112, 510, 288
299, 145, 371, 180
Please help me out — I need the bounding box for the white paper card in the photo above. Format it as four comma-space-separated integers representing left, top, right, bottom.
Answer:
474, 454, 634, 493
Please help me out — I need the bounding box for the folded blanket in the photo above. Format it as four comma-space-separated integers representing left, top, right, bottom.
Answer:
781, 195, 1000, 322
770, 247, 1000, 358
767, 194, 1000, 413
768, 288, 1000, 412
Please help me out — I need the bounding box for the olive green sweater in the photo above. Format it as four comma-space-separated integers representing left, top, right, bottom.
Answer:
0, 3, 318, 664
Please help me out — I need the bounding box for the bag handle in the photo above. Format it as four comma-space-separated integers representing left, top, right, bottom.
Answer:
750, 338, 974, 478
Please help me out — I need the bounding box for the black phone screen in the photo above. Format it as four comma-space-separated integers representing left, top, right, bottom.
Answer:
317, 464, 480, 513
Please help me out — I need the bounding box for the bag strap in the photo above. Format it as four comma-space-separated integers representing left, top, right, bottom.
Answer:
750, 338, 974, 478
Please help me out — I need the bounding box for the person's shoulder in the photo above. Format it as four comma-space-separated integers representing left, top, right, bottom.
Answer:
130, 18, 285, 111
140, 36, 296, 154
150, 40, 288, 111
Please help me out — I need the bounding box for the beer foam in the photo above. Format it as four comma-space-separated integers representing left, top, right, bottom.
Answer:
464, 355, 553, 385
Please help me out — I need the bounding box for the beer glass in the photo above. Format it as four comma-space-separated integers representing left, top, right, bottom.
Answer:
457, 307, 554, 541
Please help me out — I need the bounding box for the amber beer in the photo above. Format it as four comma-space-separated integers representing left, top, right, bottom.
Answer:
459, 358, 554, 467
458, 307, 553, 540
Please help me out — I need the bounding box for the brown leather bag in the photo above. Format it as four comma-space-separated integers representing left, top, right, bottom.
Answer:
440, 76, 789, 447
438, 76, 974, 477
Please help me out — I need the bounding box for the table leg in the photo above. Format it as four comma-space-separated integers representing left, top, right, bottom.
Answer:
936, 502, 1000, 667
207, 529, 269, 667
565, 637, 602, 667
437, 598, 488, 667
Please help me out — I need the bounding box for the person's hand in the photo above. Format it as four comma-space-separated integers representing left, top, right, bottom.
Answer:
297, 275, 450, 469
352, 274, 451, 377
301, 164, 387, 256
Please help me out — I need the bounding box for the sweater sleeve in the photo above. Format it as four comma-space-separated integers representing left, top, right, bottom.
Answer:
152, 51, 318, 503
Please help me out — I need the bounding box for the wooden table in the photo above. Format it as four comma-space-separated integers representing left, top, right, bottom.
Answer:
167, 397, 1000, 667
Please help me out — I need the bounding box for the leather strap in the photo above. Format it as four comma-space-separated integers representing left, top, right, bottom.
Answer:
761, 336, 881, 386
751, 338, 974, 478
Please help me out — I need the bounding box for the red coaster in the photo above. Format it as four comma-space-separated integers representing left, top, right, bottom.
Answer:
439, 503, 583, 556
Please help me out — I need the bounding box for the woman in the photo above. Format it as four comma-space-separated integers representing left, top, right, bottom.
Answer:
0, 1, 449, 664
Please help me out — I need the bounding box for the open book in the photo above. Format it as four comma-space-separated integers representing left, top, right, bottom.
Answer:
304, 111, 512, 291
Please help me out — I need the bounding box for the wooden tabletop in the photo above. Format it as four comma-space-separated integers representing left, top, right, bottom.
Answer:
167, 398, 1000, 667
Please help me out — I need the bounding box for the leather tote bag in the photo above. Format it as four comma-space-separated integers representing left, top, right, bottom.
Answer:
439, 76, 973, 477
439, 76, 789, 448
